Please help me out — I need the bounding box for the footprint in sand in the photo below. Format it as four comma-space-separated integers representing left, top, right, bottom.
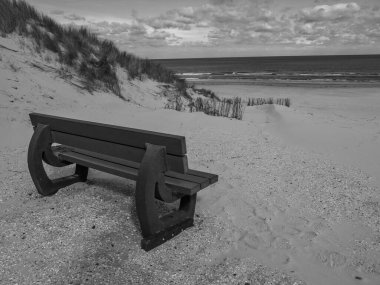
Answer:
286, 216, 310, 228
241, 233, 262, 249
315, 249, 347, 268
239, 232, 291, 266
272, 224, 302, 237
298, 231, 318, 246
269, 252, 291, 265
309, 216, 330, 233
247, 216, 270, 233
241, 232, 273, 250
258, 231, 276, 248
253, 204, 273, 218
273, 237, 291, 250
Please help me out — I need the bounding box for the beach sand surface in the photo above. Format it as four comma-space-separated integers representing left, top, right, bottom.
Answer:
1, 37, 379, 285
201, 84, 380, 189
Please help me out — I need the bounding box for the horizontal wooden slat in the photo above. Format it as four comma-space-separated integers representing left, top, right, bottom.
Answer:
69, 148, 140, 169
186, 169, 218, 184
30, 113, 187, 156
60, 148, 208, 190
52, 131, 187, 173
59, 152, 138, 180
165, 171, 209, 189
164, 177, 200, 195
58, 151, 201, 195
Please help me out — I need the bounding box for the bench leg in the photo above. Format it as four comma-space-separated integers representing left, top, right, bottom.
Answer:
136, 143, 196, 251
27, 124, 88, 196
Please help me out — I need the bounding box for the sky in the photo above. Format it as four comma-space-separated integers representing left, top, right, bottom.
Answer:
25, 0, 380, 59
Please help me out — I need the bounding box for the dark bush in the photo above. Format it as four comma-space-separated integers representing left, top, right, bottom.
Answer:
43, 34, 60, 53
191, 87, 219, 100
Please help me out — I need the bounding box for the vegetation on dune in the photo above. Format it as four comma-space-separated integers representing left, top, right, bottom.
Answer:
0, 0, 187, 99
189, 86, 220, 101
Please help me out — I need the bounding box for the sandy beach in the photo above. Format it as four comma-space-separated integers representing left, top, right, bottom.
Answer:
199, 83, 380, 189
1, 35, 380, 285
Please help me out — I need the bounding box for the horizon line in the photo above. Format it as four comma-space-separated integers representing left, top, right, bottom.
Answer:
151, 53, 380, 61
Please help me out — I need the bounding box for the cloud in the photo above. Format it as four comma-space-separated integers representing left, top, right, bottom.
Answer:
50, 9, 64, 15
145, 31, 182, 46
298, 2, 360, 22
143, 7, 197, 30
290, 2, 380, 46
145, 30, 171, 40
64, 14, 86, 21
68, 0, 380, 54
86, 20, 181, 48
208, 0, 236, 6
89, 21, 145, 37
133, 0, 288, 47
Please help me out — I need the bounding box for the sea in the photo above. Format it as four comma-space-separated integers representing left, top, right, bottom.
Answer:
153, 54, 380, 84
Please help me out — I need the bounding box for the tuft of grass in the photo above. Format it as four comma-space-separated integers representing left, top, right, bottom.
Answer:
9, 62, 20, 72
190, 86, 220, 100
42, 33, 60, 53
165, 93, 184, 111
44, 54, 51, 63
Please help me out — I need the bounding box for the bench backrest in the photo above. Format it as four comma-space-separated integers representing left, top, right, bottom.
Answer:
29, 113, 188, 172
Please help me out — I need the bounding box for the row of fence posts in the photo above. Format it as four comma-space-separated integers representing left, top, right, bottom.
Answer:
191, 97, 243, 120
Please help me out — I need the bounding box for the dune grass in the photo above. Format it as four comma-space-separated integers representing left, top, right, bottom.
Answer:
0, 0, 186, 99
189, 86, 220, 101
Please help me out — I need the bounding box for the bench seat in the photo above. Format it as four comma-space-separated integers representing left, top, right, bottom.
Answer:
55, 146, 216, 196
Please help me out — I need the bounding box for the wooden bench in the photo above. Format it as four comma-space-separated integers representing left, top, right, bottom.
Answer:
27, 113, 218, 251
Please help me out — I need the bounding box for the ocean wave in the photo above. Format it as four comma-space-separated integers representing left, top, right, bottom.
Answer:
176, 72, 212, 76
177, 71, 380, 78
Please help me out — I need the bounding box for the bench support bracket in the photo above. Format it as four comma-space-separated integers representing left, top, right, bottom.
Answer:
136, 143, 197, 251
27, 124, 88, 196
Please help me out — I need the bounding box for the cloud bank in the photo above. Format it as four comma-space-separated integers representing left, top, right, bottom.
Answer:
51, 1, 380, 57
